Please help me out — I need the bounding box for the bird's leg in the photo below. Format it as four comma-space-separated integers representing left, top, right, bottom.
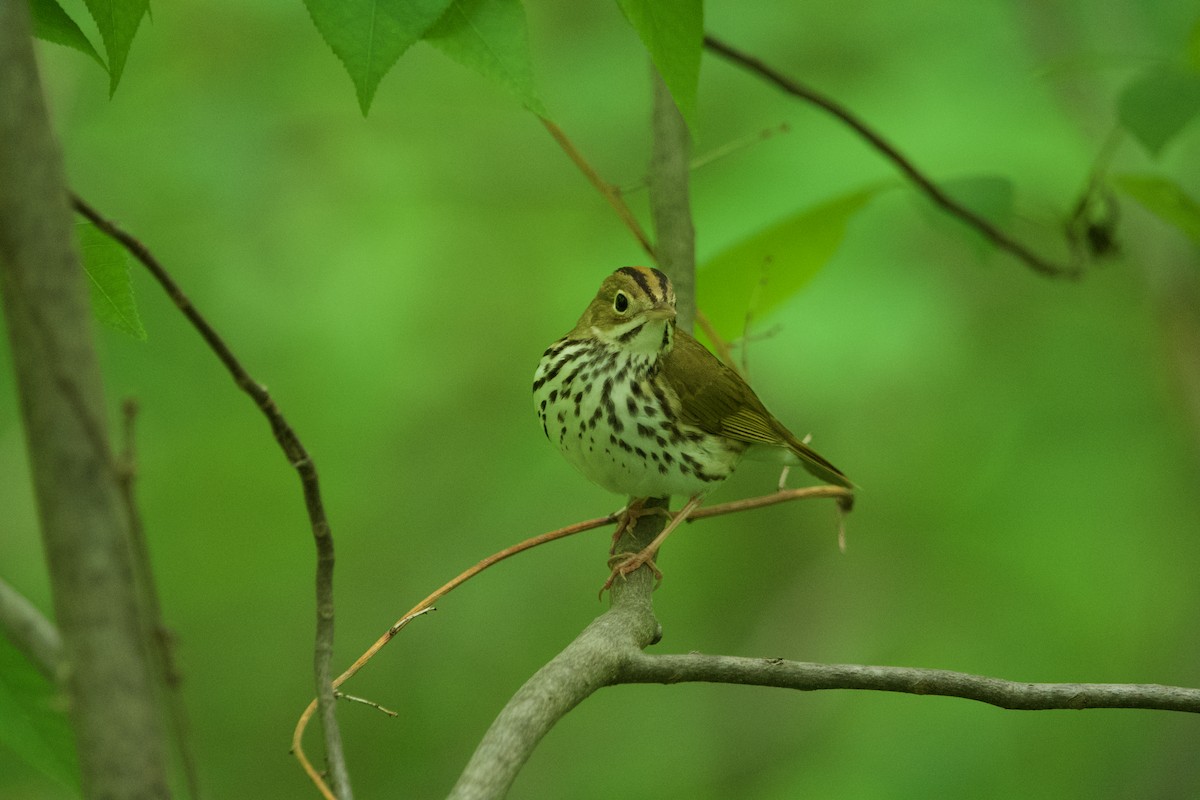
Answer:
776, 465, 791, 492
609, 497, 670, 554
602, 495, 705, 592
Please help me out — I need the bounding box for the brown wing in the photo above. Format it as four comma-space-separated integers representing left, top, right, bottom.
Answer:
661, 330, 854, 489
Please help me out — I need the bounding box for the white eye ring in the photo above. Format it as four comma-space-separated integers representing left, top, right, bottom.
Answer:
614, 291, 630, 313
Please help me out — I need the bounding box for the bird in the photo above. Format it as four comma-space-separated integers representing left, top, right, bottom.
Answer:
533, 266, 852, 587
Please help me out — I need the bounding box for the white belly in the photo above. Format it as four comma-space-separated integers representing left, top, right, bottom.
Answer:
533, 340, 740, 499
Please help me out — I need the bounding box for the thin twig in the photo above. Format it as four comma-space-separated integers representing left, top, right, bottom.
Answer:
703, 34, 1082, 280
688, 484, 851, 521
694, 310, 738, 369
291, 514, 618, 798
293, 482, 849, 796
68, 195, 351, 800
620, 652, 1200, 713
115, 399, 202, 800
622, 122, 793, 194
335, 692, 398, 717
540, 117, 657, 262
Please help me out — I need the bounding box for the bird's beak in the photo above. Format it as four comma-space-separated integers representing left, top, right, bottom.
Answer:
644, 304, 676, 322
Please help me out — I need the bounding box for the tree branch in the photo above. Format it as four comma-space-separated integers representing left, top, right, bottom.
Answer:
68, 195, 351, 798
703, 33, 1082, 280
619, 652, 1200, 713
540, 117, 657, 262
447, 568, 660, 799
0, 578, 62, 682
0, 3, 170, 795
648, 69, 698, 331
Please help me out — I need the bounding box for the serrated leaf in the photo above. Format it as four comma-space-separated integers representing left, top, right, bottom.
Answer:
697, 185, 881, 340
304, 0, 454, 115
80, 0, 149, 95
29, 0, 108, 71
615, 0, 702, 128
1112, 173, 1200, 244
77, 222, 146, 340
0, 637, 79, 792
425, 0, 545, 115
1117, 66, 1200, 157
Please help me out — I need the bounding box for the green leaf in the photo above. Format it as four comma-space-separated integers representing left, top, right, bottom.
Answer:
28, 0, 107, 71
77, 222, 146, 340
1117, 66, 1200, 157
1112, 173, 1200, 244
303, 0, 455, 115
697, 185, 881, 340
1186, 17, 1200, 72
425, 0, 545, 115
0, 636, 79, 792
80, 0, 149, 95
615, 0, 703, 128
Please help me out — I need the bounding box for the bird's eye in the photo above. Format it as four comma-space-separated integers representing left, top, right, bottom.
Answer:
614, 291, 630, 313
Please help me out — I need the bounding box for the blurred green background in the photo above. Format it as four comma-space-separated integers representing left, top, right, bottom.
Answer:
3, 0, 1200, 797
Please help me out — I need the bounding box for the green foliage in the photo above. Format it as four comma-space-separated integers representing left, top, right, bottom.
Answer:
0, 639, 79, 794
76, 222, 146, 340
27, 0, 106, 70
80, 0, 149, 95
615, 0, 703, 127
1187, 17, 1200, 71
1113, 173, 1200, 244
425, 0, 545, 115
1117, 66, 1200, 157
302, 0, 454, 115
697, 187, 880, 340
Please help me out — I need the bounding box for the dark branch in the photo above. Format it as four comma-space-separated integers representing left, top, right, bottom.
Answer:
69, 195, 351, 799
703, 34, 1082, 280
620, 652, 1200, 713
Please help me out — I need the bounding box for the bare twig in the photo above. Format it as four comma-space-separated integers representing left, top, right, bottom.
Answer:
68, 195, 351, 800
540, 117, 657, 262
115, 399, 202, 800
694, 309, 739, 370
688, 484, 851, 521
620, 652, 1200, 713
703, 34, 1082, 280
335, 692, 398, 717
293, 482, 848, 796
291, 515, 616, 798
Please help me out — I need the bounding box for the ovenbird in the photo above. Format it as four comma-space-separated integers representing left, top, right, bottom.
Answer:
533, 266, 852, 582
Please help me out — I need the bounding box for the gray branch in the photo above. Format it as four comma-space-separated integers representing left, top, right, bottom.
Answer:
447, 570, 660, 799
0, 578, 63, 682
0, 4, 170, 796
648, 68, 697, 332
619, 653, 1200, 713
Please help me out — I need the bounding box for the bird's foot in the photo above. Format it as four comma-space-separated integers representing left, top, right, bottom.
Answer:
609, 498, 670, 554
600, 548, 663, 595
